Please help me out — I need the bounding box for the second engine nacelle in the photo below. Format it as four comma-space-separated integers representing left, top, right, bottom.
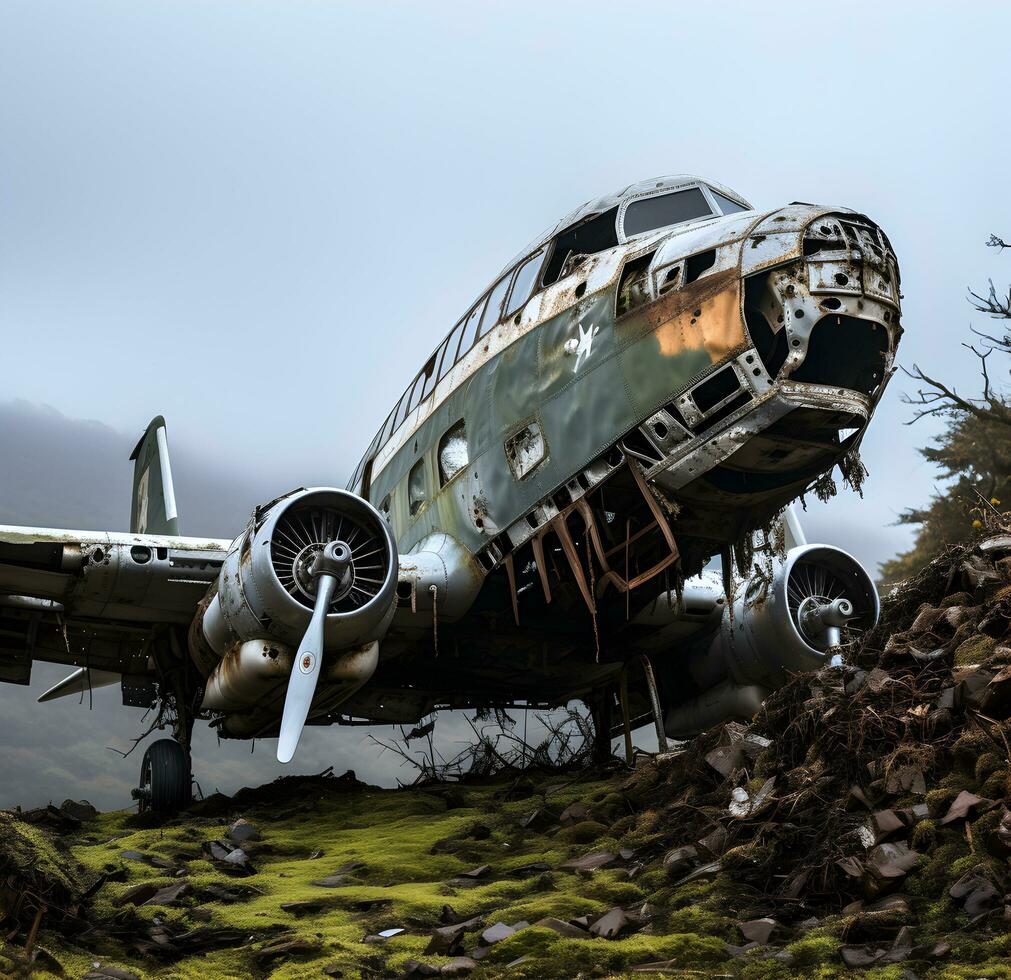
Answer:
200, 487, 398, 660
666, 544, 878, 736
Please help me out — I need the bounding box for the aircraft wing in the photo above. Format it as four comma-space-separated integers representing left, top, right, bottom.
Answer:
0, 523, 230, 690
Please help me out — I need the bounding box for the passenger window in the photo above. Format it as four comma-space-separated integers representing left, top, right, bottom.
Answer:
348, 457, 364, 492
408, 358, 435, 415
438, 419, 468, 485
457, 299, 486, 362
478, 272, 513, 339
623, 187, 712, 238
397, 376, 422, 428
505, 250, 544, 318
438, 319, 466, 381
418, 349, 441, 404
379, 493, 391, 519
408, 459, 427, 516
378, 405, 397, 446
390, 394, 408, 436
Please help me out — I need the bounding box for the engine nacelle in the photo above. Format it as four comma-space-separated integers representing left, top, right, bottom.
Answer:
200, 487, 398, 662
666, 544, 878, 736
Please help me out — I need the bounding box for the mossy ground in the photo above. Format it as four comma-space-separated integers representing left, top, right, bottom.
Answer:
0, 763, 1004, 979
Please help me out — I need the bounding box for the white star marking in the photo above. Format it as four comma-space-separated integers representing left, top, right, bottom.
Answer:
570, 319, 599, 374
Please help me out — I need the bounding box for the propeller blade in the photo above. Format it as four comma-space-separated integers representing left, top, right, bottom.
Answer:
276, 540, 352, 764
276, 573, 337, 763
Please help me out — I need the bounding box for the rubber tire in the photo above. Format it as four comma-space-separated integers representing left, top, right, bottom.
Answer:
140, 739, 192, 814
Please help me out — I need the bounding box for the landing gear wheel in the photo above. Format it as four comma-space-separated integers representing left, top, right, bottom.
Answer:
134, 738, 192, 815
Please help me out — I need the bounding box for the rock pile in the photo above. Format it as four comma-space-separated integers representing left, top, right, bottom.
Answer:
620, 533, 1011, 968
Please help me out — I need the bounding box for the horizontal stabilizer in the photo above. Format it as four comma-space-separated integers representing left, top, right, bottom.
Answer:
129, 416, 179, 535
38, 666, 121, 703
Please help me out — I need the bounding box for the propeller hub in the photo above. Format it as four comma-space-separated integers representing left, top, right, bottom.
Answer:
292, 540, 354, 603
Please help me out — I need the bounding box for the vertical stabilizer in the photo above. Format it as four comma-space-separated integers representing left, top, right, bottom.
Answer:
129, 416, 180, 535
783, 505, 807, 550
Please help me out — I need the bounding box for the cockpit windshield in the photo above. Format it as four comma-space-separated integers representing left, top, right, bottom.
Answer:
623, 187, 712, 238
622, 185, 750, 239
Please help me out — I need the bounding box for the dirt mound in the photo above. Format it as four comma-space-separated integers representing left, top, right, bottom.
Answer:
617, 533, 1011, 969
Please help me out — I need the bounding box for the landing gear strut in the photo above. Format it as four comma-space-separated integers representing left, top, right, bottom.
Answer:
132, 629, 196, 815
588, 687, 615, 764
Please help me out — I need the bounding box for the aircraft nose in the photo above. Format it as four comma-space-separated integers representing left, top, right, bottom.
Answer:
744, 210, 901, 399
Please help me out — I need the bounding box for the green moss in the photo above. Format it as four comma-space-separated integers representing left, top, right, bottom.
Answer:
951, 730, 992, 766
954, 633, 997, 665
980, 768, 1010, 799
784, 933, 841, 968
912, 818, 939, 851
556, 820, 610, 844
974, 751, 1002, 785
926, 787, 958, 816
907, 839, 969, 897
486, 927, 728, 978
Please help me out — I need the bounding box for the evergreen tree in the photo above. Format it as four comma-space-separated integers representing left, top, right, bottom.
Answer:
881, 236, 1010, 584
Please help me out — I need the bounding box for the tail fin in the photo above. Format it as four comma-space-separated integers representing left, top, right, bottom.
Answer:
129, 416, 180, 535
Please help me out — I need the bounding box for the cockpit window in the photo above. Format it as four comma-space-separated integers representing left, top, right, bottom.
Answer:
710, 188, 750, 215
623, 187, 712, 238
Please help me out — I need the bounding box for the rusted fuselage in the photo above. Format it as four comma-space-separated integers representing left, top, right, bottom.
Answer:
336, 178, 901, 726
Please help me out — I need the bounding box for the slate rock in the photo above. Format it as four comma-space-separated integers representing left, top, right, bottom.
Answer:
558, 802, 590, 826
114, 882, 160, 907
251, 936, 323, 965
281, 900, 325, 916
519, 808, 556, 831
425, 916, 484, 954
142, 882, 192, 907
61, 799, 98, 821
697, 826, 728, 857
884, 766, 927, 796
202, 840, 232, 861
458, 864, 491, 879
705, 744, 745, 777
200, 882, 262, 903
440, 958, 478, 976
867, 841, 919, 880
739, 917, 781, 945
940, 790, 995, 824
950, 873, 1001, 916
227, 818, 261, 844
860, 809, 906, 846
558, 850, 617, 873
532, 916, 590, 938
83, 968, 141, 980
589, 907, 635, 939
400, 960, 441, 978
312, 875, 351, 888
981, 664, 1011, 718
663, 841, 695, 877
480, 921, 515, 944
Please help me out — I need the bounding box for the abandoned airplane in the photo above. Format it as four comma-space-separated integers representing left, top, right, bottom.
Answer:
0, 175, 900, 811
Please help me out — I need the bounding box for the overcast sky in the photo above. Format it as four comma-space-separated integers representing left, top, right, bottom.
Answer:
1, 1, 1009, 809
